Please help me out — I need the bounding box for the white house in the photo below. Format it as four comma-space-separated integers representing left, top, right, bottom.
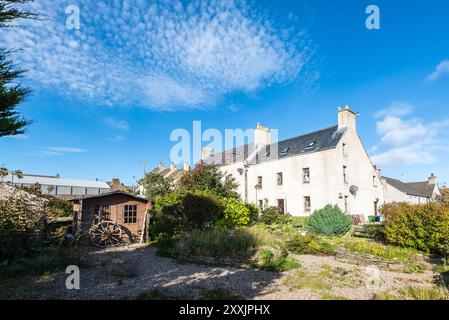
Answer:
202, 106, 385, 218
381, 174, 440, 204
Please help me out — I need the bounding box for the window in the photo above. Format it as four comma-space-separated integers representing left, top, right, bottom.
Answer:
280, 147, 290, 155
343, 166, 348, 184
277, 199, 285, 214
257, 176, 263, 189
277, 172, 283, 185
124, 204, 137, 224
94, 205, 110, 223
304, 197, 311, 212
342, 143, 347, 156
344, 196, 349, 213
303, 168, 310, 183
373, 175, 377, 187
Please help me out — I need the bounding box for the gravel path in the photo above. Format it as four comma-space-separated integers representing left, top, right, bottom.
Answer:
27, 244, 440, 300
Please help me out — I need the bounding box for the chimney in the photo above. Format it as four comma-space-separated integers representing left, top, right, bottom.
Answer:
183, 160, 190, 172
159, 162, 166, 170
254, 122, 271, 147
169, 162, 176, 171
112, 178, 120, 185
201, 147, 213, 161
428, 173, 437, 185
338, 105, 358, 131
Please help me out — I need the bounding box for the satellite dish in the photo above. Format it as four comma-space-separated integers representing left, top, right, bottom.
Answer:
349, 185, 359, 196
237, 168, 244, 175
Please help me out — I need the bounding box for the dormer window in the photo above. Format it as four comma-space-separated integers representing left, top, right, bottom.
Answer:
280, 147, 290, 155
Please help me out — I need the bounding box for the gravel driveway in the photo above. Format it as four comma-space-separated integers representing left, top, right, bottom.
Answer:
25, 244, 440, 300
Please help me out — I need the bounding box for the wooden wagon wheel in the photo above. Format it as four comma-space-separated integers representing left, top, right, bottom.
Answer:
89, 221, 129, 248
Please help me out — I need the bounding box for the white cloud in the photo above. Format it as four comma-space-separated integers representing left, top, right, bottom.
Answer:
370, 103, 449, 167
44, 147, 87, 153
427, 60, 449, 82
0, 0, 317, 110
109, 135, 126, 142
105, 118, 129, 131
374, 101, 412, 119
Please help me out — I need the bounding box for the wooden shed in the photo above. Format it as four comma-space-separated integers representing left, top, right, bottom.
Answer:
71, 191, 149, 246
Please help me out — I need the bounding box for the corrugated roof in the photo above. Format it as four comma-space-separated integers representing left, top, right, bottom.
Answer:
4, 174, 110, 189
249, 126, 345, 165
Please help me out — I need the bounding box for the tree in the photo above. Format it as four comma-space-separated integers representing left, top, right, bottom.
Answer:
0, 0, 37, 137
140, 172, 172, 203
178, 164, 239, 198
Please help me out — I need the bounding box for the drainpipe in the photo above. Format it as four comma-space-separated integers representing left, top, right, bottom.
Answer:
244, 161, 249, 204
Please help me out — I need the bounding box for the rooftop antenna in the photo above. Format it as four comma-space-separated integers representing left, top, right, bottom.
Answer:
143, 160, 147, 175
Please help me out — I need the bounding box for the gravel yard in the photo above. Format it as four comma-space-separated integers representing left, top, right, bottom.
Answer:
11, 243, 444, 300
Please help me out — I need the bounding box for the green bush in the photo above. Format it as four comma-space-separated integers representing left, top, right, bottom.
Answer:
382, 202, 449, 257
245, 203, 259, 223
259, 206, 291, 225
362, 224, 385, 241
307, 204, 352, 236
286, 235, 335, 256
0, 197, 53, 260
176, 228, 258, 258
150, 191, 224, 238
216, 198, 252, 230
47, 198, 73, 217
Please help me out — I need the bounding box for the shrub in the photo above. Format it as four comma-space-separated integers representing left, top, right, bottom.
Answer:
150, 191, 224, 238
382, 202, 449, 257
307, 205, 352, 236
286, 235, 335, 256
216, 198, 252, 230
259, 206, 291, 225
0, 196, 54, 260
46, 198, 73, 217
176, 228, 258, 258
245, 203, 259, 223
362, 224, 385, 241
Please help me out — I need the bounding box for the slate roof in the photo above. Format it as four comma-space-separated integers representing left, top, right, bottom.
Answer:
249, 125, 346, 165
201, 143, 256, 167
383, 177, 435, 198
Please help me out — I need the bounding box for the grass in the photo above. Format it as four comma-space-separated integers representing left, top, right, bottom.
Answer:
343, 238, 418, 261
176, 228, 259, 258
0, 245, 87, 299
0, 246, 86, 279
256, 256, 301, 272
283, 270, 331, 290
320, 291, 347, 300
374, 286, 448, 300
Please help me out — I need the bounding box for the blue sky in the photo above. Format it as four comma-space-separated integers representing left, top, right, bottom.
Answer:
1, 0, 449, 186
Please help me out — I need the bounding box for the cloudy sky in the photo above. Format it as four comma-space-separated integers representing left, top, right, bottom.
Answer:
1, 0, 449, 185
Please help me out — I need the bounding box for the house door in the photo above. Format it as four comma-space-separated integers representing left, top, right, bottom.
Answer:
277, 199, 285, 214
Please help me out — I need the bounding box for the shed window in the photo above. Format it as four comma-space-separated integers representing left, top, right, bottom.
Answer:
124, 205, 137, 224
94, 205, 110, 223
